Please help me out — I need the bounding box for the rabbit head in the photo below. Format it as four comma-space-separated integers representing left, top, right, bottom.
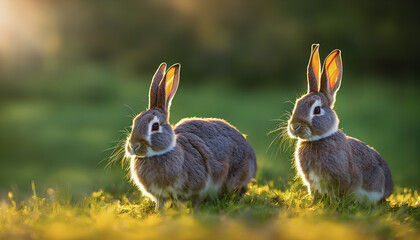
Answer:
126, 63, 180, 157
288, 44, 343, 141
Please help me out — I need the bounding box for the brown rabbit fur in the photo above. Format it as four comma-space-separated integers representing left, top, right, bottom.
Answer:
288, 44, 393, 203
126, 63, 257, 209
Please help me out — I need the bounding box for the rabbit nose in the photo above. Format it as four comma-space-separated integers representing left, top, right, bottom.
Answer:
290, 123, 301, 131
130, 142, 141, 152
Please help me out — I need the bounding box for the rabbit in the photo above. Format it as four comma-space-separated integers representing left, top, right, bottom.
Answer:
287, 44, 393, 203
125, 63, 257, 209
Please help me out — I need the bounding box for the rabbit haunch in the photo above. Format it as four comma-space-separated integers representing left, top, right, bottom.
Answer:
126, 63, 256, 209
288, 44, 393, 203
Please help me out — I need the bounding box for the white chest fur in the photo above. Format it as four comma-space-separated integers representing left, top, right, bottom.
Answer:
308, 171, 330, 195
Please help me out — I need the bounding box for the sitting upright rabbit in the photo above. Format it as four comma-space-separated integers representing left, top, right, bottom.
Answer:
126, 63, 257, 209
288, 44, 393, 203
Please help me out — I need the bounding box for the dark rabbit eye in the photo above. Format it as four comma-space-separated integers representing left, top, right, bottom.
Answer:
151, 122, 159, 131
314, 106, 321, 115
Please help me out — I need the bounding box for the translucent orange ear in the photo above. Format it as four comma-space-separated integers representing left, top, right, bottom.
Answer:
165, 67, 175, 100
163, 64, 180, 109
312, 46, 320, 81
307, 44, 321, 93
325, 50, 341, 92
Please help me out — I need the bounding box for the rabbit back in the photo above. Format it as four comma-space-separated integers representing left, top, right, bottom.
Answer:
175, 118, 257, 192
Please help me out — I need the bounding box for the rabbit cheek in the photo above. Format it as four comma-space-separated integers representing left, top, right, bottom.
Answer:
310, 110, 338, 140
148, 128, 175, 156
311, 116, 330, 135
151, 133, 171, 150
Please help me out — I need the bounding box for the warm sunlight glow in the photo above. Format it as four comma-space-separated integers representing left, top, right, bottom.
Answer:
312, 46, 320, 81
0, 1, 15, 36
325, 51, 339, 91
165, 69, 175, 99
295, 141, 311, 195
129, 155, 157, 203
0, 1, 59, 72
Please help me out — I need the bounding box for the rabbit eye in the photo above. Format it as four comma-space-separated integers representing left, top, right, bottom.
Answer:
314, 106, 321, 115
151, 122, 159, 132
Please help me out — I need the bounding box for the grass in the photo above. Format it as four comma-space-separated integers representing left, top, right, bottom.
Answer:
1, 181, 419, 240
0, 65, 420, 239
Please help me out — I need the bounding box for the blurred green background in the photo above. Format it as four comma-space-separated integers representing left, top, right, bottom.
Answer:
0, 0, 419, 199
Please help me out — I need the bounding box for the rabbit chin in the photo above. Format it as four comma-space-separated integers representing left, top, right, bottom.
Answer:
292, 126, 338, 142
126, 146, 175, 158
125, 136, 177, 158
145, 136, 177, 157
145, 145, 175, 157
307, 127, 338, 141
125, 146, 174, 158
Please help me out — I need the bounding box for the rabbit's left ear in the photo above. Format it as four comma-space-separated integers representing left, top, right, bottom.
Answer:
157, 64, 181, 113
149, 63, 167, 109
320, 50, 342, 105
307, 44, 320, 93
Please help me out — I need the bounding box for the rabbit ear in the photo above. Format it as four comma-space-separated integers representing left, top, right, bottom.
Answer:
156, 63, 181, 113
307, 44, 320, 93
320, 50, 342, 105
165, 64, 181, 107
149, 63, 167, 109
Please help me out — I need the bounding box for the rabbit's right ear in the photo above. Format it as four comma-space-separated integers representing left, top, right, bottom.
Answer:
320, 50, 342, 105
149, 63, 167, 109
307, 44, 320, 93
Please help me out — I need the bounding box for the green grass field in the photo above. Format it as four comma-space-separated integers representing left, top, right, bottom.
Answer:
1, 65, 419, 239
1, 182, 419, 239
